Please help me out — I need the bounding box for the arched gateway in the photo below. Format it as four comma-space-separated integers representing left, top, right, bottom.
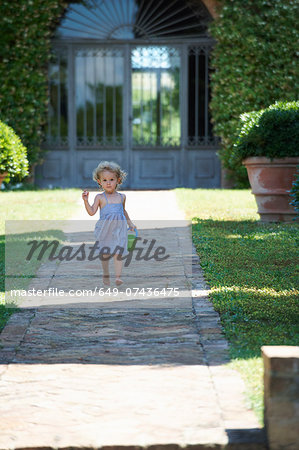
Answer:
37, 0, 221, 188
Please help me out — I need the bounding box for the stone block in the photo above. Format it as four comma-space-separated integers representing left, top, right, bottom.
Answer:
262, 345, 299, 450
263, 345, 299, 375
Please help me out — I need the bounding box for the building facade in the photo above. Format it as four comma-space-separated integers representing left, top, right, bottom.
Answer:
36, 0, 221, 189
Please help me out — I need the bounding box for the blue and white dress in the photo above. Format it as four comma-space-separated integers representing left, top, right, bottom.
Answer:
94, 191, 128, 256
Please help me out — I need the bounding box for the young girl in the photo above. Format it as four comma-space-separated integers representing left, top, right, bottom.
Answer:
82, 161, 136, 286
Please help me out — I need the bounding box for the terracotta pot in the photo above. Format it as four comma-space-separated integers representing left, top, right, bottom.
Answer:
0, 172, 8, 187
242, 157, 299, 222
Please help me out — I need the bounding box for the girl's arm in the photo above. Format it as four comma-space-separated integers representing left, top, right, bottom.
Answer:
122, 194, 136, 230
82, 191, 101, 216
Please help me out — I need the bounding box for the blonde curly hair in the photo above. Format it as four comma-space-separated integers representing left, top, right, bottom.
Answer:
92, 161, 127, 189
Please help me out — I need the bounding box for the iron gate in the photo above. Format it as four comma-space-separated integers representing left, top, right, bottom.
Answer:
36, 0, 220, 188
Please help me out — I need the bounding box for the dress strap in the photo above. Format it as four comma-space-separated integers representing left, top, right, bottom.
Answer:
103, 191, 108, 203
119, 192, 125, 205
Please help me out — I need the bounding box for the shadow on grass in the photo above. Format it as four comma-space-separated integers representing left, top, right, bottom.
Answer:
0, 229, 65, 331
192, 217, 299, 360
0, 233, 16, 331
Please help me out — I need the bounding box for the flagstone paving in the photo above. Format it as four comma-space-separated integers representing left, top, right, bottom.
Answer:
0, 191, 266, 449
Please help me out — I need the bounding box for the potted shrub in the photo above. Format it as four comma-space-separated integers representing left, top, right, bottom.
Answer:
230, 101, 299, 222
0, 120, 29, 186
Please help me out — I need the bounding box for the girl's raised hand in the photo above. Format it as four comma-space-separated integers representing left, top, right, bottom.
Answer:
82, 190, 89, 200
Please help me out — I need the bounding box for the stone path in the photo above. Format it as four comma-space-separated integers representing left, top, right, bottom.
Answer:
0, 191, 266, 449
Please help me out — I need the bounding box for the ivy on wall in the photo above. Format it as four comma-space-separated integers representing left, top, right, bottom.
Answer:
0, 0, 68, 177
209, 0, 299, 187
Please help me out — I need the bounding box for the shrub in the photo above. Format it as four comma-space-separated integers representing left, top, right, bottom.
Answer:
230, 101, 299, 167
209, 0, 299, 187
0, 120, 29, 182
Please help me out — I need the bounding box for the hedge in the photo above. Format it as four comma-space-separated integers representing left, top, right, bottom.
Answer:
0, 0, 68, 179
209, 0, 299, 187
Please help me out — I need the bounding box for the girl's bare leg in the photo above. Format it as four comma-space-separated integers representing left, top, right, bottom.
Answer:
101, 255, 110, 286
113, 254, 123, 285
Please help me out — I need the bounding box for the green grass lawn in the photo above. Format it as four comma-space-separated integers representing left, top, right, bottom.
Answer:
175, 188, 299, 424
0, 188, 82, 330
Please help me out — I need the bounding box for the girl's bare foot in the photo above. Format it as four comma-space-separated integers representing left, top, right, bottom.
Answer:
103, 275, 110, 286
115, 278, 123, 286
